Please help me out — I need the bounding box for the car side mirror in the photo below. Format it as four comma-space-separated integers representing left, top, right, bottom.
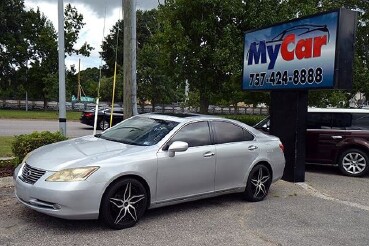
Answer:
168, 141, 188, 157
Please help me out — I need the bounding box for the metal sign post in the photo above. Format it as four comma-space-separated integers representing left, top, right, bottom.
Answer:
58, 0, 66, 136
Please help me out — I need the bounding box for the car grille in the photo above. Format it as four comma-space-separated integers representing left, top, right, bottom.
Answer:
20, 163, 46, 184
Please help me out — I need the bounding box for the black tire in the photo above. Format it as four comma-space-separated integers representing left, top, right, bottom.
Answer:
338, 149, 369, 177
100, 178, 148, 230
244, 164, 272, 202
98, 119, 109, 130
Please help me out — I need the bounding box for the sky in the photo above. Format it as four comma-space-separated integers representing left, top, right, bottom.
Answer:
24, 0, 160, 70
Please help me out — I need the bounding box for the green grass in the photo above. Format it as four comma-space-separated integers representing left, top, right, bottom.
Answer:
0, 136, 15, 157
0, 109, 81, 121
0, 110, 80, 158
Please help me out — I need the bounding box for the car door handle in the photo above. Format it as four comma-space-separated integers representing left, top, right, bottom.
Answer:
248, 145, 258, 151
332, 136, 343, 139
203, 152, 215, 158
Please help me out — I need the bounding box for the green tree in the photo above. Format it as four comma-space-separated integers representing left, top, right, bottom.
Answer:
64, 3, 94, 56
156, 0, 298, 113
99, 73, 123, 103
0, 1, 94, 107
100, 9, 181, 106
100, 20, 124, 76
156, 0, 369, 110
100, 9, 158, 76
22, 8, 58, 104
157, 0, 246, 113
78, 67, 100, 97
0, 0, 27, 93
137, 38, 184, 110
136, 9, 184, 109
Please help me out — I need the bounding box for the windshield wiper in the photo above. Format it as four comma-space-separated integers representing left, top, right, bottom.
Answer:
99, 135, 145, 146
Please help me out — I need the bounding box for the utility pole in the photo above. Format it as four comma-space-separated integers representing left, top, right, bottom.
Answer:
58, 0, 66, 136
123, 0, 138, 119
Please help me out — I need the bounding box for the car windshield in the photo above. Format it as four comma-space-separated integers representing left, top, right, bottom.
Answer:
99, 116, 179, 146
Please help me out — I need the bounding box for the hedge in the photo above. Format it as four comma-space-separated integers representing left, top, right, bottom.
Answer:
12, 131, 67, 163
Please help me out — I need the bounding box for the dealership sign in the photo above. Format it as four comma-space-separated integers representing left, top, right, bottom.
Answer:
242, 9, 357, 90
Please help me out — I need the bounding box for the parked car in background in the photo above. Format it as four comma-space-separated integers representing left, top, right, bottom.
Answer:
255, 108, 369, 177
14, 113, 285, 229
80, 107, 124, 130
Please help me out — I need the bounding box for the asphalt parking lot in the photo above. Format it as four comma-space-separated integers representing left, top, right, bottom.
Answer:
1, 166, 368, 246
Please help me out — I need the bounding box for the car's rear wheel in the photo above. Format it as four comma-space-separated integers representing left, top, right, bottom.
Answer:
338, 149, 369, 177
244, 164, 272, 202
100, 178, 148, 229
99, 119, 109, 130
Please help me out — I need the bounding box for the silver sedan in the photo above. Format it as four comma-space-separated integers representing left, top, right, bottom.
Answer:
14, 113, 285, 229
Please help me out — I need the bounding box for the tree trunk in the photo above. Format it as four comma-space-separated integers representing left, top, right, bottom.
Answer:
43, 96, 47, 110
151, 101, 156, 112
233, 103, 239, 114
140, 102, 145, 114
199, 92, 209, 114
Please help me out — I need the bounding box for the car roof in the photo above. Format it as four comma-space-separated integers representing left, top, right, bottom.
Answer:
308, 108, 369, 114
139, 112, 225, 123
139, 112, 266, 136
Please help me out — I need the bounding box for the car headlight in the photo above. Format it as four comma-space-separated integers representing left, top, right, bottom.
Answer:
46, 167, 99, 182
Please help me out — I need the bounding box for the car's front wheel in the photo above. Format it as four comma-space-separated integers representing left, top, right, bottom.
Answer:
338, 149, 369, 177
244, 164, 272, 202
100, 178, 148, 229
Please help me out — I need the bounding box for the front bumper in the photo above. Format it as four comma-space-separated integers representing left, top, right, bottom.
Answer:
14, 167, 105, 220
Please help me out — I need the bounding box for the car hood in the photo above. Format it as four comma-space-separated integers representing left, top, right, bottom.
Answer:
26, 135, 151, 171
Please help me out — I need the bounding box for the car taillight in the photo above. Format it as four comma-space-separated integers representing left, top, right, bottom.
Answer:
279, 143, 284, 152
84, 112, 93, 117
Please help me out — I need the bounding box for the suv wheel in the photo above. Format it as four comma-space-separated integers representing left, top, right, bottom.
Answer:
338, 149, 369, 177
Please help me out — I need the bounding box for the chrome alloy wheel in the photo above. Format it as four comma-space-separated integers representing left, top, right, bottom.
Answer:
342, 152, 367, 175
110, 183, 145, 224
244, 164, 272, 202
101, 179, 147, 229
250, 166, 270, 199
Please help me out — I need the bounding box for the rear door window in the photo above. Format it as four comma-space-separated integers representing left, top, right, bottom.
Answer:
212, 121, 254, 144
307, 113, 352, 129
350, 113, 369, 130
331, 113, 351, 129
307, 113, 332, 129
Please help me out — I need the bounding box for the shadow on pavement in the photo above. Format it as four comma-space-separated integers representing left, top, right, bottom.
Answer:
305, 164, 341, 176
